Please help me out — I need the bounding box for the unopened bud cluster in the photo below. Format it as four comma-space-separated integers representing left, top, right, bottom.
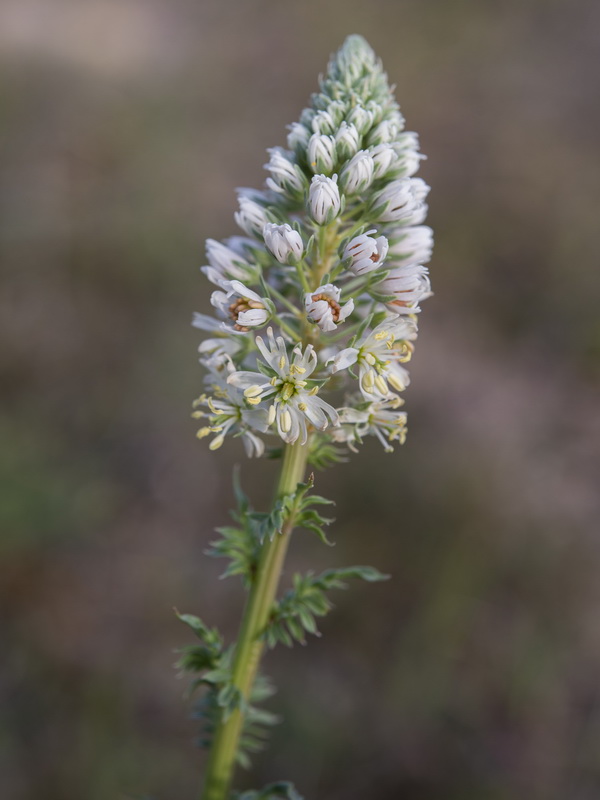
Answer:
193, 35, 433, 457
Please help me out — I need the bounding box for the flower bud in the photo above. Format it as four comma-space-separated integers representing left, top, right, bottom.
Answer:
286, 122, 311, 154
335, 122, 360, 160
370, 144, 398, 179
343, 229, 389, 275
234, 190, 271, 237
388, 225, 433, 266
374, 264, 432, 313
304, 283, 354, 332
263, 222, 304, 264
371, 177, 429, 224
307, 133, 336, 174
339, 150, 375, 194
311, 109, 337, 135
366, 116, 402, 146
203, 238, 257, 283
347, 105, 374, 135
308, 174, 341, 225
264, 148, 307, 198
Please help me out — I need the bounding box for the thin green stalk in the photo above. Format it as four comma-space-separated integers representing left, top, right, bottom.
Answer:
200, 441, 310, 800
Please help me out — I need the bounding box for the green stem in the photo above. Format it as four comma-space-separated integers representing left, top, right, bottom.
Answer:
200, 441, 310, 800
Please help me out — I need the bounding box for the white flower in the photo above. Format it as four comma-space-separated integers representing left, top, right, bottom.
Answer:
347, 105, 374, 135
228, 329, 338, 444
307, 133, 336, 173
202, 238, 257, 284
331, 316, 417, 400
304, 283, 354, 332
374, 264, 432, 313
334, 398, 407, 452
339, 150, 375, 194
287, 122, 311, 153
308, 174, 341, 224
210, 280, 270, 332
343, 229, 389, 276
234, 190, 271, 237
370, 144, 398, 179
193, 377, 268, 457
264, 148, 307, 197
371, 177, 429, 224
263, 222, 304, 264
388, 225, 434, 267
335, 122, 360, 160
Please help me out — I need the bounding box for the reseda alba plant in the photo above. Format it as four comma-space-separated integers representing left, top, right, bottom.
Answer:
181, 35, 433, 800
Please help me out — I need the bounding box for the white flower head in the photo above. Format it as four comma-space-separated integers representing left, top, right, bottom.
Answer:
308, 174, 341, 225
228, 329, 338, 444
263, 222, 304, 264
304, 283, 354, 332
371, 177, 430, 224
307, 133, 336, 174
331, 316, 417, 401
234, 190, 271, 237
335, 121, 360, 160
264, 147, 307, 197
343, 229, 389, 276
339, 150, 375, 194
210, 280, 270, 332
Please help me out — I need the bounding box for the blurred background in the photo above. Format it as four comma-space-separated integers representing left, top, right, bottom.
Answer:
1, 1, 600, 798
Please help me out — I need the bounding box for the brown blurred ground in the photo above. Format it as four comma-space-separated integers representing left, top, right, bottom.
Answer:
1, 1, 600, 799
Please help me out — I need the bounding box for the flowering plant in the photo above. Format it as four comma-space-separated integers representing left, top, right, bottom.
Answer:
180, 35, 433, 800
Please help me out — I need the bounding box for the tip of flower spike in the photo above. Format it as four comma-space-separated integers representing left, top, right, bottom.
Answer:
339, 35, 376, 61
329, 35, 378, 78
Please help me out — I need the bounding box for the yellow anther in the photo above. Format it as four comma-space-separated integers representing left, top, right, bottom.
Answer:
298, 402, 307, 411
280, 409, 292, 432
196, 427, 212, 439
388, 373, 405, 392
207, 397, 219, 414
243, 385, 263, 398
375, 375, 388, 394
296, 380, 307, 387
270, 376, 278, 386
364, 352, 376, 365
281, 383, 294, 401
268, 404, 276, 425
374, 331, 387, 340
279, 355, 286, 370
191, 410, 204, 419
363, 369, 375, 390
208, 434, 225, 450
309, 386, 319, 395
292, 365, 306, 374
246, 396, 262, 406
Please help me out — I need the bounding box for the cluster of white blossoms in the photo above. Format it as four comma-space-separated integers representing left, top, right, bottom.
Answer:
193, 36, 433, 457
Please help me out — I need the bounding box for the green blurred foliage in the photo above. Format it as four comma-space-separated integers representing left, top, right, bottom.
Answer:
1, 1, 599, 798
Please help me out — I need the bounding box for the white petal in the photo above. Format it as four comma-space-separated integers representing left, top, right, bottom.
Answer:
331, 348, 358, 373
